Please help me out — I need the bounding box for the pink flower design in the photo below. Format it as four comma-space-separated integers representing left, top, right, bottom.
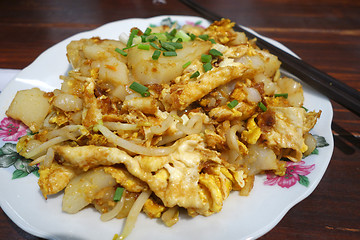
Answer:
264, 161, 315, 188
0, 117, 28, 141
185, 21, 205, 28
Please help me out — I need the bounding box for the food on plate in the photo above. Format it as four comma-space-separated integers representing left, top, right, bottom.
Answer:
6, 18, 321, 239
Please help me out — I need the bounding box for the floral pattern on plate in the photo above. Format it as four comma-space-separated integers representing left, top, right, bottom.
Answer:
263, 134, 329, 188
0, 117, 39, 179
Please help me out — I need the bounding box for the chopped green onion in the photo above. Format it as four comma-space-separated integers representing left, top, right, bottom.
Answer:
227, 100, 239, 109
172, 37, 183, 43
122, 44, 138, 50
115, 47, 127, 56
127, 29, 139, 48
189, 33, 197, 40
129, 81, 150, 97
163, 51, 177, 57
209, 38, 216, 44
175, 30, 191, 42
190, 71, 200, 79
160, 41, 176, 51
140, 35, 147, 42
152, 50, 161, 60
167, 42, 183, 49
165, 32, 174, 41
138, 44, 150, 50
113, 187, 124, 201
133, 36, 142, 45
182, 61, 191, 69
203, 62, 212, 72
209, 48, 223, 57
198, 34, 209, 41
169, 28, 177, 36
153, 33, 168, 41
149, 24, 157, 28
143, 27, 152, 36
146, 35, 158, 42
302, 106, 308, 112
150, 42, 161, 50
258, 102, 267, 112
201, 54, 212, 63
274, 93, 288, 99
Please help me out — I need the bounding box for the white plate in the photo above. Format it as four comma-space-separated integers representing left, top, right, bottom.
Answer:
0, 15, 333, 240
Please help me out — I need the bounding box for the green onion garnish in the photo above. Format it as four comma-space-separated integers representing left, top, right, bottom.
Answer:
175, 30, 191, 42
227, 100, 239, 109
143, 27, 152, 36
201, 54, 212, 63
152, 50, 161, 60
190, 71, 200, 79
210, 39, 216, 44
198, 34, 209, 41
146, 35, 158, 42
138, 44, 150, 50
169, 28, 177, 36
203, 62, 212, 72
113, 187, 124, 201
274, 93, 288, 99
129, 82, 150, 97
182, 61, 191, 69
160, 41, 176, 51
165, 32, 174, 41
153, 33, 167, 42
258, 102, 267, 112
209, 48, 223, 57
302, 106, 308, 112
189, 33, 197, 40
115, 47, 127, 56
123, 44, 138, 50
163, 51, 177, 57
167, 42, 183, 49
127, 29, 139, 48
172, 37, 182, 43
150, 42, 161, 50
132, 36, 142, 45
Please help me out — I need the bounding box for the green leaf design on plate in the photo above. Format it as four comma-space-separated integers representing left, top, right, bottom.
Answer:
311, 148, 319, 155
0, 142, 17, 155
298, 175, 310, 187
0, 142, 39, 179
0, 143, 19, 167
12, 169, 29, 179
313, 135, 329, 148
32, 169, 40, 177
14, 158, 38, 173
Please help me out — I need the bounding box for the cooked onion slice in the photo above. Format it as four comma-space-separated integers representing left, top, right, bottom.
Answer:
101, 190, 127, 222
97, 124, 177, 156
24, 136, 68, 159
117, 190, 152, 240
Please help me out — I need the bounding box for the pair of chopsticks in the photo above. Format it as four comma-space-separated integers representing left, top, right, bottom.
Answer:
179, 0, 360, 117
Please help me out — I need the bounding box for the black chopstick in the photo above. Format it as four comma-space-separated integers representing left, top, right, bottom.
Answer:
179, 0, 360, 117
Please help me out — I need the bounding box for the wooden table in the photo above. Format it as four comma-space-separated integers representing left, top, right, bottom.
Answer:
0, 0, 359, 239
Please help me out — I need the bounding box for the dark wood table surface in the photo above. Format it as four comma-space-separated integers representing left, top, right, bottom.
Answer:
0, 0, 359, 239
